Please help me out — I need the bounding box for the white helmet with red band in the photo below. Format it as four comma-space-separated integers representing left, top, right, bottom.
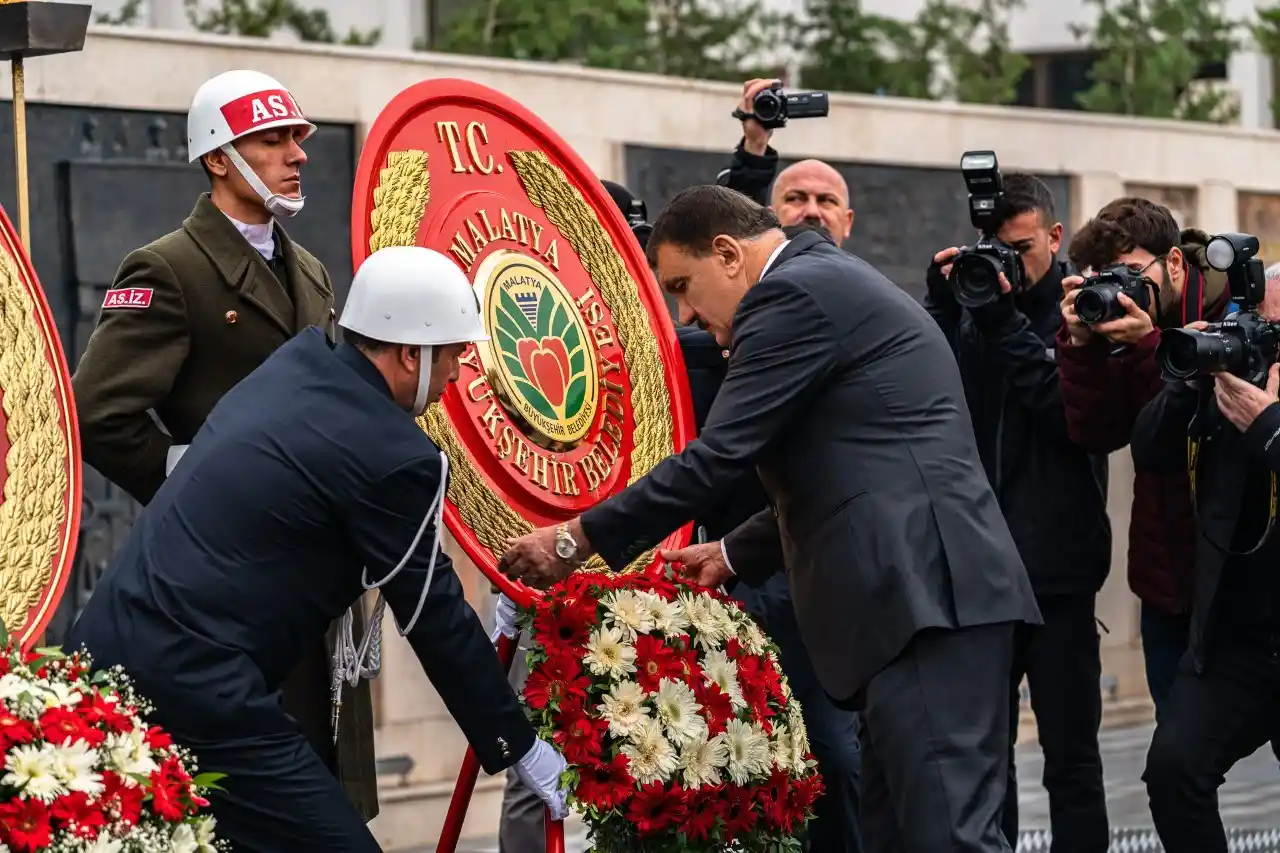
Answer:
187, 70, 316, 218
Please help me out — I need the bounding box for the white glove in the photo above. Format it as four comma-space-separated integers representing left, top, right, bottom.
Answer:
490, 593, 519, 644
514, 738, 569, 820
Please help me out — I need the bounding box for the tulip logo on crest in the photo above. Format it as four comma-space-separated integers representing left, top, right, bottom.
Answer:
480, 251, 600, 448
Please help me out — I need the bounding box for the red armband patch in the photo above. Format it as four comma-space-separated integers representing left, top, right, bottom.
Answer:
102, 288, 153, 310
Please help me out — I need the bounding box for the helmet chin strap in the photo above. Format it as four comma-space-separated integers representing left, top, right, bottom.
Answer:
220, 142, 305, 218
412, 346, 434, 416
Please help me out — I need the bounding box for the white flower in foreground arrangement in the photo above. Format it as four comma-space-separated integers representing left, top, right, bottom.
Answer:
84, 830, 125, 853
36, 678, 83, 709
700, 649, 746, 709
654, 678, 705, 745
0, 672, 37, 706
602, 590, 655, 640
49, 739, 104, 796
737, 619, 768, 656
788, 701, 811, 756
104, 728, 160, 778
678, 592, 728, 650
678, 729, 729, 789
621, 716, 679, 785
599, 680, 651, 738
2, 743, 67, 801
171, 822, 200, 853
583, 626, 637, 679
194, 815, 219, 852
639, 591, 690, 636
722, 718, 772, 785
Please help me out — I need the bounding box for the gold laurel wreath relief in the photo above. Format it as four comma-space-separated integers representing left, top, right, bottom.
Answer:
0, 244, 69, 636
367, 147, 675, 572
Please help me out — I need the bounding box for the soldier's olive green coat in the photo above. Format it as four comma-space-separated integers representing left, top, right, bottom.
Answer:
72, 193, 379, 821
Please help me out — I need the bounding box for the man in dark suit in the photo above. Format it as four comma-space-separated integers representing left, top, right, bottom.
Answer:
501, 185, 1041, 852
69, 247, 568, 852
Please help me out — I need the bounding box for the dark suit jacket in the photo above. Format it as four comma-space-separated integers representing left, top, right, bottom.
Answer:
582, 232, 1040, 700
70, 194, 374, 818
69, 330, 535, 778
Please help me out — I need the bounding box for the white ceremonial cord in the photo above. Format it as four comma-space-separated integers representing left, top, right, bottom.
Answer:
331, 452, 450, 742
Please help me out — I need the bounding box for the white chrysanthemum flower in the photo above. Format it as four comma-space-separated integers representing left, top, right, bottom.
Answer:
653, 678, 705, 745
707, 598, 737, 638
583, 626, 637, 679
679, 593, 728, 650
171, 823, 200, 853
701, 649, 746, 709
737, 620, 768, 656
722, 718, 772, 785
195, 815, 219, 853
788, 701, 810, 755
104, 728, 160, 778
48, 739, 104, 796
602, 590, 655, 640
639, 592, 690, 636
2, 743, 66, 801
770, 652, 792, 700
678, 729, 728, 788
0, 673, 36, 705
620, 716, 679, 785
84, 832, 124, 853
770, 723, 795, 771
599, 680, 650, 738
36, 679, 82, 709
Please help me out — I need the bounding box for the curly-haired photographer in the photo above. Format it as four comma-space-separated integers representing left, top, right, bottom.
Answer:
924, 172, 1110, 853
1130, 241, 1280, 853
1057, 199, 1232, 720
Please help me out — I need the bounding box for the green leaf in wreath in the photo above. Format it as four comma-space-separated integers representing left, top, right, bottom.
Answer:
562, 323, 581, 355
497, 287, 538, 340
192, 771, 229, 792
502, 351, 527, 382
512, 376, 557, 420
564, 375, 587, 419
536, 286, 557, 339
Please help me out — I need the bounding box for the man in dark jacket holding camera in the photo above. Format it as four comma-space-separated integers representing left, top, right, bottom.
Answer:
1131, 249, 1280, 853
1055, 199, 1232, 720
925, 173, 1111, 853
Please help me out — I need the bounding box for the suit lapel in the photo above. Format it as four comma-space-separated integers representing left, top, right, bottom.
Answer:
183, 194, 293, 337
275, 224, 332, 332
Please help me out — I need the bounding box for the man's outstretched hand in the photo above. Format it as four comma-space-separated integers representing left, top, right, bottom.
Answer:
661, 542, 732, 588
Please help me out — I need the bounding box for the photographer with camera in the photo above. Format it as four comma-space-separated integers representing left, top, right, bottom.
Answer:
1127, 232, 1280, 853
1056, 199, 1232, 721
715, 79, 851, 246
924, 153, 1111, 853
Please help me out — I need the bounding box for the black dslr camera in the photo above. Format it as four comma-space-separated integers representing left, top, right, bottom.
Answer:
948, 151, 1026, 308
1075, 264, 1152, 325
1156, 232, 1280, 386
735, 82, 830, 130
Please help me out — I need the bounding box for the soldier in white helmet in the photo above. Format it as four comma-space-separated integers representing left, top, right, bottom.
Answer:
68, 246, 569, 851
71, 70, 378, 821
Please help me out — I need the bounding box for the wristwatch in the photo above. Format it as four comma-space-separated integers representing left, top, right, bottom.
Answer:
554, 523, 581, 563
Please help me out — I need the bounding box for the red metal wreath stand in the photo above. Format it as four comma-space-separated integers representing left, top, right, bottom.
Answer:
435, 571, 565, 853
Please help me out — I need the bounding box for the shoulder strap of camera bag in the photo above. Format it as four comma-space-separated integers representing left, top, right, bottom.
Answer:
1187, 402, 1278, 555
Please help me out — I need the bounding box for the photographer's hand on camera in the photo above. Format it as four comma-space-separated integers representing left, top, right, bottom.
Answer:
715, 78, 782, 206
739, 79, 777, 156
1214, 365, 1280, 432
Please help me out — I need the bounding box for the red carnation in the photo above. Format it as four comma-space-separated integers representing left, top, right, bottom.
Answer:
673, 645, 704, 688
0, 709, 37, 752
694, 681, 734, 736
724, 637, 746, 660
718, 784, 759, 837
524, 653, 590, 711
554, 713, 607, 766
0, 654, 9, 677
39, 706, 94, 746
685, 785, 724, 841
532, 595, 597, 650
626, 781, 688, 836
101, 771, 144, 826
49, 791, 106, 840
633, 635, 684, 692
149, 755, 195, 821
0, 796, 52, 853
144, 725, 174, 750
574, 755, 634, 811
757, 769, 794, 828
790, 771, 825, 814
78, 691, 133, 733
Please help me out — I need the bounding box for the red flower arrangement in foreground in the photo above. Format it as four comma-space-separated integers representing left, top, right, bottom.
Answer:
0, 622, 227, 852
518, 565, 823, 852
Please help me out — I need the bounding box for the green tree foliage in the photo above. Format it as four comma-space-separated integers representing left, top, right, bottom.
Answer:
436, 0, 770, 82
1071, 0, 1239, 123
1250, 5, 1280, 126
95, 0, 144, 26
795, 0, 1026, 105
184, 0, 382, 47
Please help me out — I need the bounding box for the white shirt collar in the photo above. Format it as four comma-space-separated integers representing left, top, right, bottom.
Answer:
761, 238, 790, 278
224, 213, 276, 261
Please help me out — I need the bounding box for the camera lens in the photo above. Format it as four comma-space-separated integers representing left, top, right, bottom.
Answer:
753, 90, 783, 123
1075, 284, 1122, 325
1157, 329, 1234, 380
949, 253, 1003, 308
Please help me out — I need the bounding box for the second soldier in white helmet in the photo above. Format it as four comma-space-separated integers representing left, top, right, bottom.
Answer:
67, 246, 569, 851
71, 70, 379, 820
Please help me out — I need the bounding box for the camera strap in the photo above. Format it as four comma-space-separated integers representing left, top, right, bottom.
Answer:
1181, 263, 1205, 325
1187, 436, 1278, 556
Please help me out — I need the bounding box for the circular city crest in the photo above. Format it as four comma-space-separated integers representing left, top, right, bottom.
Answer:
351, 79, 696, 580
0, 204, 82, 650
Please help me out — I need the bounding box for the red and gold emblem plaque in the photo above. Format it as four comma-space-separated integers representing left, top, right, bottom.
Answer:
0, 204, 82, 649
351, 79, 696, 578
